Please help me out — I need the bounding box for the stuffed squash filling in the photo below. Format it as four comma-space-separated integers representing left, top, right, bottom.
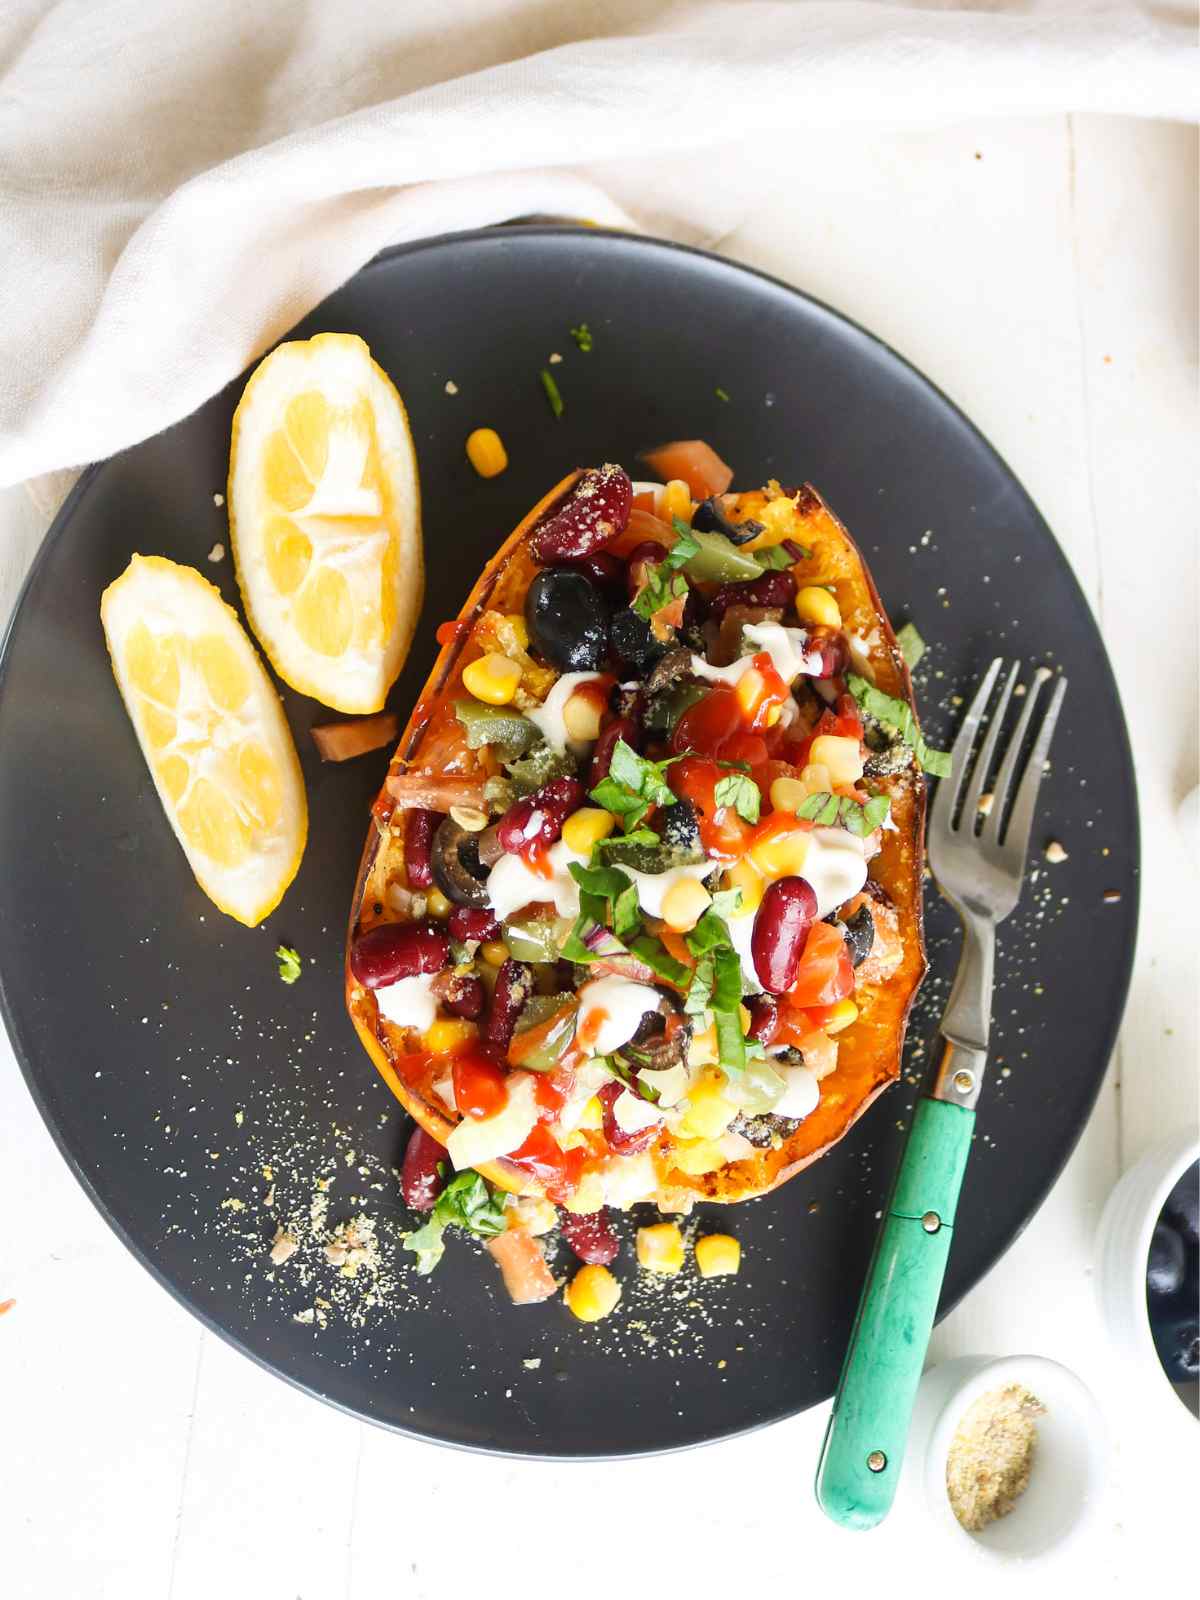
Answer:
347, 463, 938, 1218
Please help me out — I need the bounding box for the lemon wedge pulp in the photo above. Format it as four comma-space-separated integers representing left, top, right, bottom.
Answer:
101, 555, 307, 927
228, 332, 422, 714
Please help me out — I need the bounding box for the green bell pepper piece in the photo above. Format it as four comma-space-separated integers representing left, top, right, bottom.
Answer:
681, 528, 763, 584
454, 698, 538, 758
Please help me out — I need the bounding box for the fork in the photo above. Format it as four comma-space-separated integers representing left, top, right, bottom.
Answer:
814, 659, 1067, 1530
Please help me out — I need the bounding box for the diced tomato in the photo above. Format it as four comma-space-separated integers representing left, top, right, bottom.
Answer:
785, 921, 855, 1009
672, 685, 741, 758
486, 1229, 557, 1304
737, 654, 790, 732
668, 751, 752, 860
503, 1124, 586, 1202
631, 490, 657, 514
641, 439, 733, 501
659, 928, 697, 970
451, 1047, 508, 1121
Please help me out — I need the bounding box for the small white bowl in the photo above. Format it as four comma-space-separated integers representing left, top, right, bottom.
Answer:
1095, 1129, 1199, 1424
904, 1354, 1109, 1561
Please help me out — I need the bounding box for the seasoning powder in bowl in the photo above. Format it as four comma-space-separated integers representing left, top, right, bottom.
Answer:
946, 1383, 1047, 1532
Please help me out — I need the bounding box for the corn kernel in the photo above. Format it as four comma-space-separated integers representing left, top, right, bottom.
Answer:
424, 1016, 477, 1053
481, 939, 509, 967
796, 585, 842, 628
679, 1067, 736, 1139
576, 1094, 604, 1131
563, 1172, 605, 1214
503, 613, 529, 649
462, 651, 522, 706
825, 998, 859, 1035
661, 875, 712, 933
750, 826, 810, 880
687, 1022, 719, 1067
721, 857, 763, 917
765, 702, 783, 727
425, 888, 452, 919
695, 1234, 741, 1278
800, 762, 832, 795
565, 1264, 622, 1321
562, 807, 616, 854
769, 776, 806, 815
563, 688, 604, 742
809, 734, 864, 788
661, 478, 693, 525
465, 426, 508, 479
671, 1138, 727, 1176
636, 1222, 685, 1275
735, 667, 765, 718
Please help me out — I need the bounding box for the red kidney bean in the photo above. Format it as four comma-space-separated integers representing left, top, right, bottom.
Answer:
400, 1124, 448, 1210
555, 550, 624, 591
560, 1206, 619, 1265
351, 922, 450, 989
708, 570, 797, 622
805, 625, 850, 680
623, 539, 668, 600
484, 958, 534, 1050
444, 975, 485, 1020
447, 906, 502, 944
496, 776, 583, 855
598, 1080, 659, 1155
587, 714, 640, 787
745, 993, 780, 1044
404, 807, 440, 889
529, 465, 633, 562
752, 877, 818, 994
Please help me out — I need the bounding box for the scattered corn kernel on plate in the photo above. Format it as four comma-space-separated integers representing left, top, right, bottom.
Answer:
0, 227, 1136, 1456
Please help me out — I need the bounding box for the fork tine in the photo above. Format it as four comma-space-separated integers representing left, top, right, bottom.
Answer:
998, 675, 1067, 871
932, 657, 1002, 833
980, 666, 1050, 844
961, 660, 1019, 827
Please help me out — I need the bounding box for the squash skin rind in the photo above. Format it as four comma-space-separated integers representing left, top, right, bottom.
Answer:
345, 476, 926, 1206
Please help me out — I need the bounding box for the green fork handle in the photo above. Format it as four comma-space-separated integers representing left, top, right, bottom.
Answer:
814, 1092, 976, 1530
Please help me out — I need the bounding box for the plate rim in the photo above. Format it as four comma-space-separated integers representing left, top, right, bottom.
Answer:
0, 223, 1140, 1459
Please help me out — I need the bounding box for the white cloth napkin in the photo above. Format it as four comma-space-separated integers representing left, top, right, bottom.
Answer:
0, 0, 1194, 494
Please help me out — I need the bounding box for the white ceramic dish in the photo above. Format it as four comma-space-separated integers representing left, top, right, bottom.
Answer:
1095, 1128, 1199, 1424
904, 1354, 1109, 1562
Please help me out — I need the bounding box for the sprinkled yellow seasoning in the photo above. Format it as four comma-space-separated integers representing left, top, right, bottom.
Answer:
946, 1383, 1047, 1533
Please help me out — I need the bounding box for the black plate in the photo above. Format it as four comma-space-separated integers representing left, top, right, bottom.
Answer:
0, 227, 1137, 1457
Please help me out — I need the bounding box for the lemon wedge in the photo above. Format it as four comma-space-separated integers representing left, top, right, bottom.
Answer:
228, 332, 422, 714
101, 555, 307, 927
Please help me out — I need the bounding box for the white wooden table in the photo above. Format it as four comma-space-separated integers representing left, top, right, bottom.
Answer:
1, 115, 1196, 1600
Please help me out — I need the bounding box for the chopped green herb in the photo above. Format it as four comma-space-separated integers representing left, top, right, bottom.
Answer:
711, 945, 748, 1073
631, 568, 689, 624
628, 934, 690, 988
275, 944, 302, 984
798, 790, 892, 836
896, 622, 927, 670
629, 526, 700, 623
539, 368, 564, 420
798, 791, 842, 827
848, 673, 951, 777
590, 740, 682, 833
754, 542, 812, 570
403, 1170, 508, 1275
684, 951, 715, 1017
570, 322, 593, 353
715, 386, 730, 402
713, 771, 761, 824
